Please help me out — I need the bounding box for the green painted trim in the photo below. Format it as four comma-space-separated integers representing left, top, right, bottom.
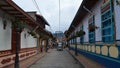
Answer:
101, 0, 114, 43
88, 16, 95, 43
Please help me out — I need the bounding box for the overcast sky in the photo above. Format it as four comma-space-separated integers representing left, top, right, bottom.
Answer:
13, 0, 82, 33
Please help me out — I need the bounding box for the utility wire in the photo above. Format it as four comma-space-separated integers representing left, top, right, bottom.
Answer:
59, 0, 61, 31
32, 0, 52, 30
32, 0, 42, 14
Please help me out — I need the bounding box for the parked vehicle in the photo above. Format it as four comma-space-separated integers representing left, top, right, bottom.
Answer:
57, 43, 63, 51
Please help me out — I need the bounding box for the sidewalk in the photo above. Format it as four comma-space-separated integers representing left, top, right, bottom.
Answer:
5, 49, 53, 68
68, 49, 105, 68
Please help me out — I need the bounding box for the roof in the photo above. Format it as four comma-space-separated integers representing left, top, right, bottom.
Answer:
37, 26, 53, 38
0, 0, 52, 36
0, 0, 36, 23
66, 0, 98, 36
0, 0, 51, 35
36, 14, 50, 26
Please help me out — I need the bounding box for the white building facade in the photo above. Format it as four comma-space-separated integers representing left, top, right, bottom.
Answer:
67, 0, 120, 68
0, 0, 38, 67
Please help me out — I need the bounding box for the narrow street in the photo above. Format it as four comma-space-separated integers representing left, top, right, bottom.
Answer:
29, 49, 84, 68
1, 0, 120, 68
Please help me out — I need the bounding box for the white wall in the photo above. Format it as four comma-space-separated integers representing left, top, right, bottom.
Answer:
0, 10, 12, 50
83, 15, 89, 43
21, 29, 37, 48
93, 0, 102, 42
114, 0, 120, 40
71, 0, 120, 43
72, 0, 103, 43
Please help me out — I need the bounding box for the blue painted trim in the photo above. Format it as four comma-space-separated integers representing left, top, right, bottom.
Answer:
69, 46, 120, 68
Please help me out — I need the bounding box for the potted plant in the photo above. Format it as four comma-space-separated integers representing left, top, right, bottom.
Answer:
76, 30, 85, 37
88, 25, 98, 32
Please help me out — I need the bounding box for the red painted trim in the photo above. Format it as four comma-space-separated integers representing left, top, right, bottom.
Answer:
101, 3, 110, 13
19, 47, 37, 53
0, 50, 12, 57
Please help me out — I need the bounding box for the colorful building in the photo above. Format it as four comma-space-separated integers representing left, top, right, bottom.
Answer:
65, 0, 120, 68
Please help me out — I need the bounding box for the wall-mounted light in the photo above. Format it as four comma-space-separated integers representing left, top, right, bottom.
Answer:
3, 19, 7, 30
116, 0, 120, 5
24, 33, 27, 39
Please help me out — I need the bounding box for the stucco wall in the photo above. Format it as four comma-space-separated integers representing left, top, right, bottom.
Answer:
21, 29, 37, 48
114, 0, 120, 40
0, 10, 12, 50
93, 0, 102, 42
83, 15, 89, 43
75, 0, 103, 43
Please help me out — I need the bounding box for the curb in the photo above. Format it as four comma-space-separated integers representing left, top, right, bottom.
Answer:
66, 49, 85, 68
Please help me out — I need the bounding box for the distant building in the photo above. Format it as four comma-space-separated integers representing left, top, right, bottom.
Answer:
53, 31, 65, 43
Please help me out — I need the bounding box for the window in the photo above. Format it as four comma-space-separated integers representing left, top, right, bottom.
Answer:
101, 0, 114, 43
88, 16, 95, 43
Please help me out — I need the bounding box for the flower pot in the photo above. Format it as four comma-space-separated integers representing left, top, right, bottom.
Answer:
88, 25, 98, 32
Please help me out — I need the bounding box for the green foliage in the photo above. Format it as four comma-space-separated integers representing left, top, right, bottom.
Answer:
12, 19, 26, 30
76, 30, 85, 37
28, 31, 37, 38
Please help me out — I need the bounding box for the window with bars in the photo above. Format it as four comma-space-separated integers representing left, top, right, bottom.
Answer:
88, 16, 95, 43
101, 0, 114, 43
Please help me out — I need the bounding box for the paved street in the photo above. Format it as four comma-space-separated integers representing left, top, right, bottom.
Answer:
29, 49, 84, 68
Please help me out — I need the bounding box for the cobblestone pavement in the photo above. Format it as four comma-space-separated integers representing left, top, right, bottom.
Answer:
29, 49, 84, 68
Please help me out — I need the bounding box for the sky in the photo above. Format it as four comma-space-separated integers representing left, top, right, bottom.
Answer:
13, 0, 82, 33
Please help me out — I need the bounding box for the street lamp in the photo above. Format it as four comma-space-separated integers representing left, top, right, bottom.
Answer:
13, 19, 23, 68
14, 27, 21, 68
73, 34, 78, 56
72, 25, 78, 56
46, 37, 49, 52
65, 31, 71, 50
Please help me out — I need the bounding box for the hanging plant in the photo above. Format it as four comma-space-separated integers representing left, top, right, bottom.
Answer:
116, 0, 120, 5
33, 35, 38, 38
76, 30, 85, 37
28, 31, 35, 36
88, 25, 98, 32
69, 35, 77, 40
11, 19, 26, 32
28, 31, 37, 38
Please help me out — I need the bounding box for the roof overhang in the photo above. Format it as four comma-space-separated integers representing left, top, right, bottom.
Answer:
36, 14, 50, 26
0, 0, 35, 23
67, 0, 98, 36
